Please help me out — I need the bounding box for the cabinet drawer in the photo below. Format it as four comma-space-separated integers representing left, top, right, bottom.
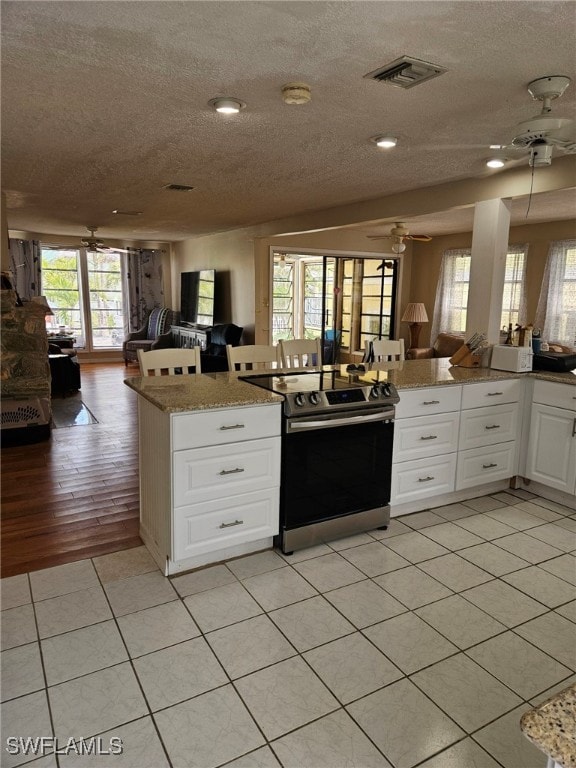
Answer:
173, 489, 279, 561
173, 437, 280, 506
393, 412, 460, 462
456, 442, 517, 490
459, 403, 519, 450
395, 386, 461, 419
391, 453, 456, 505
533, 380, 576, 411
461, 379, 521, 410
172, 404, 281, 450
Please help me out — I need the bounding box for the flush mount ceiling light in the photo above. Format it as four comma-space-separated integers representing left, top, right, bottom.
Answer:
372, 136, 398, 149
208, 97, 246, 114
486, 157, 506, 168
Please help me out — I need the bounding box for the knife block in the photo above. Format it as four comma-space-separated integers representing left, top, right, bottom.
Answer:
449, 345, 482, 368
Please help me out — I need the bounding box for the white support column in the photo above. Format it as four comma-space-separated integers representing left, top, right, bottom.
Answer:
466, 198, 512, 344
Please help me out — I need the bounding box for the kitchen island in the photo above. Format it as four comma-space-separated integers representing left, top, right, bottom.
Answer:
126, 360, 575, 574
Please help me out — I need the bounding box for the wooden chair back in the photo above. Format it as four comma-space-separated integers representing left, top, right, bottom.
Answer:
138, 347, 202, 376
226, 344, 280, 371
279, 338, 322, 368
367, 338, 405, 362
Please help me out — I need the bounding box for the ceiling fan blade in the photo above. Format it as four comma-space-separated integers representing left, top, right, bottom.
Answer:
406, 235, 433, 242
367, 235, 391, 240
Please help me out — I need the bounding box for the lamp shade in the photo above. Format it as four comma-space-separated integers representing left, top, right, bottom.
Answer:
31, 296, 54, 315
401, 303, 428, 323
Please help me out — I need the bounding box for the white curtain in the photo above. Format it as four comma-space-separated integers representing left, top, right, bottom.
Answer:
535, 239, 576, 347
430, 248, 471, 341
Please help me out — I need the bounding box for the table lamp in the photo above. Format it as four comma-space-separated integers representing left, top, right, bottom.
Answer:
402, 303, 428, 349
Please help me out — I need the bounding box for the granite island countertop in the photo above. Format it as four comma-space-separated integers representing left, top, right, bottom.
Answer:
520, 683, 576, 768
124, 359, 575, 413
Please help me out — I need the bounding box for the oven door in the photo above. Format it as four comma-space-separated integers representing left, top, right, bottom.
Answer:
281, 408, 394, 530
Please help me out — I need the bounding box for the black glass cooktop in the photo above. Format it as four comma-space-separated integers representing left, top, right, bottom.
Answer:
239, 369, 366, 394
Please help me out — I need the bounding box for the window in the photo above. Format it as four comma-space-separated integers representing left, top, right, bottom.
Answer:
501, 245, 528, 331
272, 258, 294, 343
303, 260, 334, 339
535, 239, 576, 346
432, 246, 528, 340
431, 249, 471, 340
41, 246, 126, 350
272, 255, 334, 342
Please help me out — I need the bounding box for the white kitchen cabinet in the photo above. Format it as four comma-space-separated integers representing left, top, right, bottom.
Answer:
456, 380, 521, 492
391, 385, 461, 506
138, 397, 282, 574
526, 381, 576, 495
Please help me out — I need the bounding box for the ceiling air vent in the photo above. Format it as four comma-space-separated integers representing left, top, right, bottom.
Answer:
163, 183, 195, 192
364, 56, 447, 89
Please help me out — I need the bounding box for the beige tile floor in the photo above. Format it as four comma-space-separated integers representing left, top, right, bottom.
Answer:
1, 489, 575, 768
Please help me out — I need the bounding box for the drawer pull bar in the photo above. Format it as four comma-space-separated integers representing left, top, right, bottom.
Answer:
220, 424, 245, 431
219, 519, 244, 528
420, 435, 438, 441
482, 462, 498, 469
486, 392, 503, 397
418, 476, 435, 482
219, 467, 245, 475
572, 417, 576, 437
422, 400, 440, 405
485, 424, 500, 430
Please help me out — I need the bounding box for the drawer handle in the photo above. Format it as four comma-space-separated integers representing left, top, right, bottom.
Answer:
220, 424, 245, 431
482, 462, 498, 469
418, 476, 435, 482
486, 392, 503, 397
422, 400, 440, 405
572, 417, 576, 437
219, 467, 245, 476
420, 435, 438, 441
219, 519, 244, 528
485, 424, 500, 430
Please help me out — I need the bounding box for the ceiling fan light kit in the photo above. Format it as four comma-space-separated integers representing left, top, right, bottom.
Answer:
208, 97, 246, 114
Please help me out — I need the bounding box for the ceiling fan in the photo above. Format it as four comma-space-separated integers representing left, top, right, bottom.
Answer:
80, 226, 132, 254
367, 222, 433, 252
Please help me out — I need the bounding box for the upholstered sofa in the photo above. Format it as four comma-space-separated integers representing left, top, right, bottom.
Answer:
406, 333, 465, 360
123, 307, 177, 365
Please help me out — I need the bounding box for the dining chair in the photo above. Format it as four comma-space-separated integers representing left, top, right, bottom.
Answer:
366, 338, 405, 362
137, 347, 202, 376
226, 344, 280, 371
279, 338, 322, 368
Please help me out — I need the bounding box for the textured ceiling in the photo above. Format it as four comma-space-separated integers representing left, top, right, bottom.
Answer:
2, 1, 575, 242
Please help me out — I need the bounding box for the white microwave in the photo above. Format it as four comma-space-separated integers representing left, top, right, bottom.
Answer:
490, 345, 533, 373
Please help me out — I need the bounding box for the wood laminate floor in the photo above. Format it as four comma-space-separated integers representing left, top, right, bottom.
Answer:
1, 362, 141, 577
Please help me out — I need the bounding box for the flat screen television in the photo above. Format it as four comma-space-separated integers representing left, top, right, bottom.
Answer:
180, 269, 216, 327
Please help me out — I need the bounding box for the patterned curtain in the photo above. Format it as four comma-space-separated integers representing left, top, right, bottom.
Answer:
122, 249, 165, 333
8, 239, 41, 301
535, 239, 576, 347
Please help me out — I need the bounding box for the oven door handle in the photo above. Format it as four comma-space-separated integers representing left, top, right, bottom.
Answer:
286, 410, 394, 432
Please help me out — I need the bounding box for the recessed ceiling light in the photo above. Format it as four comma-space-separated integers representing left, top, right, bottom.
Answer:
486, 158, 506, 168
489, 144, 506, 149
208, 97, 246, 114
372, 136, 398, 149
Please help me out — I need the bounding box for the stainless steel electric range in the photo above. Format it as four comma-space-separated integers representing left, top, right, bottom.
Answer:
240, 368, 399, 553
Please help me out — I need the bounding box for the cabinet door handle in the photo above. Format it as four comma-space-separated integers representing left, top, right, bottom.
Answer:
487, 392, 503, 397
220, 424, 245, 431
485, 424, 500, 430
219, 519, 244, 528
219, 467, 245, 475
420, 435, 438, 440
418, 476, 435, 482
482, 462, 498, 469
422, 400, 440, 405
572, 417, 576, 437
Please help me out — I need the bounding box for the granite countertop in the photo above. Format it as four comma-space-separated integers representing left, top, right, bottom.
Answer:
124, 359, 575, 413
124, 372, 283, 413
520, 683, 576, 768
